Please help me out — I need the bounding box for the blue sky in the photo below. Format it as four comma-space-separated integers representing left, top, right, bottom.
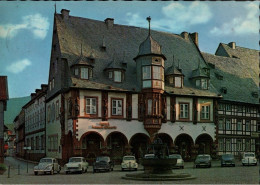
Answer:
0, 1, 258, 98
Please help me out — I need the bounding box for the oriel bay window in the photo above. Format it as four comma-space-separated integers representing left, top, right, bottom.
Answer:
142, 65, 163, 88
111, 98, 123, 117
147, 99, 159, 115
107, 70, 124, 82
179, 103, 189, 120
78, 67, 93, 79
85, 97, 97, 117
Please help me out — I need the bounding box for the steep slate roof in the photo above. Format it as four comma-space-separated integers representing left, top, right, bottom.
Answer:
55, 12, 219, 97
203, 52, 259, 104
191, 60, 209, 79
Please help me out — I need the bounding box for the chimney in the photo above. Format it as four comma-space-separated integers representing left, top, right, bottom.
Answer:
228, 42, 236, 49
190, 32, 199, 47
41, 84, 48, 92
104, 18, 114, 29
31, 93, 36, 100
181, 32, 189, 40
61, 9, 70, 19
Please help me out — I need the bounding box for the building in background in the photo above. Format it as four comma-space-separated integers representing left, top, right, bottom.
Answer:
14, 110, 25, 158
23, 84, 48, 161
0, 76, 9, 163
203, 42, 260, 157
4, 124, 16, 157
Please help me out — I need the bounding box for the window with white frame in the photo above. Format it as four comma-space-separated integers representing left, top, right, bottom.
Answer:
218, 103, 224, 110
112, 99, 122, 116
245, 120, 250, 131
109, 71, 113, 79
201, 79, 208, 89
218, 139, 223, 151
236, 139, 242, 151
153, 66, 161, 80
180, 103, 189, 119
219, 119, 224, 130
85, 97, 97, 115
201, 104, 210, 120
226, 104, 231, 111
226, 119, 231, 130
75, 68, 79, 76
81, 67, 89, 79
245, 139, 250, 151
147, 99, 152, 115
237, 120, 242, 131
142, 66, 151, 80
175, 77, 182, 88
226, 139, 231, 151
114, 71, 122, 82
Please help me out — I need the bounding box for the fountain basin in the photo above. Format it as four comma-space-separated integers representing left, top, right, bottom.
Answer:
142, 158, 177, 174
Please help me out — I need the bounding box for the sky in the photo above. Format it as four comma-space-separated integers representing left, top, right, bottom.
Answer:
0, 1, 259, 98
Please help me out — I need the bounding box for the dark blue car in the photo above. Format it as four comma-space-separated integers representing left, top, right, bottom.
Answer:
221, 154, 235, 167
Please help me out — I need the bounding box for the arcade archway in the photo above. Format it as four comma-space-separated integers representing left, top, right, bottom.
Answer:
174, 134, 194, 161
195, 134, 213, 155
105, 131, 128, 161
129, 133, 150, 161
157, 133, 174, 150
80, 131, 105, 163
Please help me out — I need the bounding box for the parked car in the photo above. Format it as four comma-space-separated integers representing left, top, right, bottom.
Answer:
144, 154, 155, 159
242, 152, 257, 166
93, 156, 114, 173
34, 158, 61, 175
121, 156, 138, 171
194, 154, 212, 168
221, 154, 235, 167
64, 157, 89, 174
169, 154, 184, 169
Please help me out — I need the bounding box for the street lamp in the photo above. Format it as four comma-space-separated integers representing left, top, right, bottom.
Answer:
23, 144, 31, 173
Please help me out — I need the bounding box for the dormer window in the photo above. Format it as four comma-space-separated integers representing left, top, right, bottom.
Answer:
81, 67, 88, 79
75, 68, 79, 76
196, 79, 208, 90
107, 70, 124, 83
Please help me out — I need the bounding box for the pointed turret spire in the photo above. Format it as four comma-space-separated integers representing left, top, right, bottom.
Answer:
146, 16, 151, 36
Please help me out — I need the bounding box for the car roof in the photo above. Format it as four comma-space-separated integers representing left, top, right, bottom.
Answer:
41, 157, 55, 160
123, 156, 135, 157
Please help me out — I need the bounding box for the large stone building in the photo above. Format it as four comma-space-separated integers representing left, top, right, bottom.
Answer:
46, 10, 222, 163
203, 43, 260, 157
0, 76, 9, 163
23, 85, 48, 161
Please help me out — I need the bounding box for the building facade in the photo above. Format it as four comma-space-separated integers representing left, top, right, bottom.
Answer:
45, 10, 222, 163
23, 85, 48, 161
14, 110, 25, 158
203, 43, 260, 157
0, 76, 9, 163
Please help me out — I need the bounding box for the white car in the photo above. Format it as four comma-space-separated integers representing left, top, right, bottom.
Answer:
242, 152, 257, 166
64, 157, 89, 174
121, 156, 138, 171
34, 158, 61, 175
169, 154, 184, 169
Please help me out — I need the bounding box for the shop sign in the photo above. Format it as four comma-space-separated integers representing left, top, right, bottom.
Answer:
92, 121, 117, 129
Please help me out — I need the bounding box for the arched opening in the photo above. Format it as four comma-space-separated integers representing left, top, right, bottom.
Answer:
129, 133, 150, 162
174, 134, 194, 161
105, 132, 128, 163
195, 134, 213, 155
64, 131, 73, 162
80, 131, 105, 164
157, 133, 174, 153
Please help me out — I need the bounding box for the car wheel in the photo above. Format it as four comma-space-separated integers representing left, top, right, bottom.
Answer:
135, 168, 137, 171
195, 165, 198, 168
44, 172, 47, 175
121, 168, 124, 171
233, 164, 235, 167
181, 166, 184, 169
34, 172, 38, 175
242, 163, 245, 166
255, 163, 257, 166
66, 171, 69, 174
209, 164, 211, 168
85, 168, 87, 173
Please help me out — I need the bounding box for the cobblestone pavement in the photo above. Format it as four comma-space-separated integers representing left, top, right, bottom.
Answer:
0, 157, 259, 184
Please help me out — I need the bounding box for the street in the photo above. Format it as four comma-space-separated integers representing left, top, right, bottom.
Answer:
0, 157, 259, 184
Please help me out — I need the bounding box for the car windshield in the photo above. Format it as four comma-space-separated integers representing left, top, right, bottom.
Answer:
69, 158, 82, 162
245, 153, 255, 157
169, 154, 182, 159
40, 158, 52, 163
96, 156, 109, 162
197, 156, 210, 160
123, 156, 135, 160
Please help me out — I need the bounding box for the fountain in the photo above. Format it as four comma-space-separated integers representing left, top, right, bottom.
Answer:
122, 136, 196, 181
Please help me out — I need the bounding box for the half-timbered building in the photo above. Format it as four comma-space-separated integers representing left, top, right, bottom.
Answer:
203, 43, 260, 157
46, 10, 221, 163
